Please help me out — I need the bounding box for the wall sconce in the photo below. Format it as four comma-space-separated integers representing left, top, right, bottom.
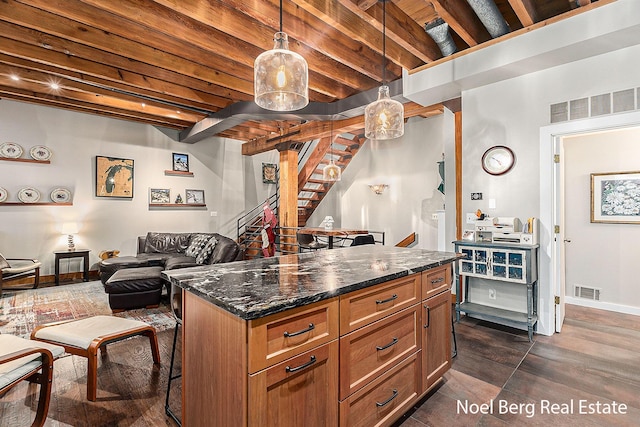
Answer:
61, 222, 79, 251
369, 184, 388, 195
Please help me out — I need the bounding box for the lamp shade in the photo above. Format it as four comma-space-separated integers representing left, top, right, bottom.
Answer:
365, 85, 404, 140
322, 162, 341, 182
254, 32, 309, 111
61, 222, 79, 235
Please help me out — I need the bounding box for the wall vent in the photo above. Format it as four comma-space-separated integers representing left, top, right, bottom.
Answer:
574, 285, 601, 301
550, 87, 638, 123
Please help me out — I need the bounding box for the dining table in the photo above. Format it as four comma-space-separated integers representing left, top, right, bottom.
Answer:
298, 227, 369, 249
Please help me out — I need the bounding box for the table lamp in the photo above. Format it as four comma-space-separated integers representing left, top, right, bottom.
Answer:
61, 222, 79, 251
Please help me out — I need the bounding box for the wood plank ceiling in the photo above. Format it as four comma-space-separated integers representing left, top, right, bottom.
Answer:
0, 0, 602, 153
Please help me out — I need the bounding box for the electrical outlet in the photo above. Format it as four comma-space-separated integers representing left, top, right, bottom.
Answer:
488, 288, 496, 300
466, 213, 477, 224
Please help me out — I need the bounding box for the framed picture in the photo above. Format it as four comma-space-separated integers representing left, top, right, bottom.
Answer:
173, 153, 189, 172
591, 171, 640, 224
95, 156, 134, 198
185, 189, 205, 205
149, 188, 170, 204
262, 163, 277, 184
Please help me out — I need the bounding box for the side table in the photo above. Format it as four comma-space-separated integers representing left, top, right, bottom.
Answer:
54, 249, 90, 285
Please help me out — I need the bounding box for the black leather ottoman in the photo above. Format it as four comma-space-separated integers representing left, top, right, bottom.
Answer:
99, 256, 150, 284
104, 266, 164, 311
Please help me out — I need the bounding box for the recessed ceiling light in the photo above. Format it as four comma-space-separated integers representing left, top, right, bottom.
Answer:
50, 82, 60, 90
10, 74, 20, 81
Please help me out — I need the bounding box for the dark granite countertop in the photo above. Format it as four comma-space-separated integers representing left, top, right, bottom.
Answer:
162, 245, 460, 320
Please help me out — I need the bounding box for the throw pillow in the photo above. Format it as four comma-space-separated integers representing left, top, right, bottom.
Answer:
185, 234, 212, 258
0, 253, 10, 269
196, 236, 218, 264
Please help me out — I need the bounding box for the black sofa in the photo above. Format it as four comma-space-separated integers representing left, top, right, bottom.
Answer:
99, 232, 243, 310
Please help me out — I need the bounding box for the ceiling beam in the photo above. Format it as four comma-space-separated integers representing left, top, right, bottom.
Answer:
507, 0, 538, 26
430, 0, 492, 47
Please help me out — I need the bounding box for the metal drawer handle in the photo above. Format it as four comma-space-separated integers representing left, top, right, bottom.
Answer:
284, 323, 315, 338
375, 389, 398, 407
375, 294, 398, 305
430, 277, 445, 284
285, 355, 317, 373
376, 337, 398, 351
424, 305, 431, 328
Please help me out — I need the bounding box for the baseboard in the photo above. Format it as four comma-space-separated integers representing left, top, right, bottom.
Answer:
565, 297, 640, 316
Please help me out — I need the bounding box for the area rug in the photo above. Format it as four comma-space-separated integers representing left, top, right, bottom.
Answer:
0, 281, 176, 338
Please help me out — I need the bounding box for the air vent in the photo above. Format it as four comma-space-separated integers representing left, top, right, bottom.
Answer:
549, 87, 638, 123
574, 285, 601, 301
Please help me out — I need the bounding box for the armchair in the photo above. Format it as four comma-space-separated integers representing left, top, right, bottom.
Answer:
0, 335, 65, 427
0, 253, 42, 297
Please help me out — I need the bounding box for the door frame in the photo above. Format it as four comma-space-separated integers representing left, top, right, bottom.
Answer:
539, 110, 640, 335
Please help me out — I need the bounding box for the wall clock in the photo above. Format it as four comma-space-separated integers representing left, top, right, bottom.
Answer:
481, 145, 515, 176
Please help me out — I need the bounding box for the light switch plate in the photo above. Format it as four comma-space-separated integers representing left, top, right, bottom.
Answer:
466, 213, 476, 224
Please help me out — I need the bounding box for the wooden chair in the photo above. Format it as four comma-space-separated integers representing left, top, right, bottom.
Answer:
31, 315, 160, 401
0, 335, 65, 427
0, 253, 41, 297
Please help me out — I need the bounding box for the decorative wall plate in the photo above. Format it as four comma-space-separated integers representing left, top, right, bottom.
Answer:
0, 186, 7, 203
17, 187, 41, 203
50, 188, 71, 203
0, 142, 24, 158
30, 145, 52, 161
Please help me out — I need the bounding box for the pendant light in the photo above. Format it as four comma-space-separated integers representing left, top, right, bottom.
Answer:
322, 119, 341, 181
254, 0, 309, 111
364, 0, 404, 140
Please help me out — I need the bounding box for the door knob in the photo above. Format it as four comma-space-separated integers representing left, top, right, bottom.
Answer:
564, 239, 571, 243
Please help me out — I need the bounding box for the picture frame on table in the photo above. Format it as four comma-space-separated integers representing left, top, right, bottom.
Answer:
172, 153, 189, 172
149, 188, 171, 204
590, 171, 640, 224
95, 155, 134, 198
185, 189, 205, 205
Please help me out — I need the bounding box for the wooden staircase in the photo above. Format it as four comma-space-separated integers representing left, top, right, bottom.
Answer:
297, 128, 365, 227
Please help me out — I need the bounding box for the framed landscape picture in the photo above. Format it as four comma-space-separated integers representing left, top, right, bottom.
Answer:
149, 188, 170, 204
185, 189, 205, 205
95, 156, 134, 198
173, 153, 189, 172
591, 171, 640, 224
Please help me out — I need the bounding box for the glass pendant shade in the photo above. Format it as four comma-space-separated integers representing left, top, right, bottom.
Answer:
254, 32, 309, 111
323, 161, 341, 181
365, 85, 404, 140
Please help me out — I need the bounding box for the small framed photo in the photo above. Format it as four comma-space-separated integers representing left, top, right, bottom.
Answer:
591, 171, 640, 224
185, 189, 205, 205
262, 163, 277, 184
149, 188, 170, 204
172, 153, 189, 172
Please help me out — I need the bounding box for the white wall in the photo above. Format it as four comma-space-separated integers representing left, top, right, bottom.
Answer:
0, 100, 245, 276
461, 44, 640, 334
563, 127, 640, 309
309, 114, 449, 249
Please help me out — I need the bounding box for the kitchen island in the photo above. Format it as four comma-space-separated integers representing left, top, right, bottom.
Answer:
163, 245, 460, 427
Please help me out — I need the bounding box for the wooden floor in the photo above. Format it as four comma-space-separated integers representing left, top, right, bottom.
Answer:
1, 304, 639, 426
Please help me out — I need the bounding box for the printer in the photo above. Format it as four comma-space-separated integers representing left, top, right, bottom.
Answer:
474, 217, 538, 244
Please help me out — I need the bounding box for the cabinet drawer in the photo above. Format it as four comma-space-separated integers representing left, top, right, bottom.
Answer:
339, 305, 420, 399
340, 274, 420, 335
422, 265, 451, 299
339, 352, 420, 427
249, 340, 339, 427
248, 298, 339, 373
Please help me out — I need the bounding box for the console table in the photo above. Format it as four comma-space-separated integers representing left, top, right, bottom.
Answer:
54, 249, 90, 285
453, 241, 539, 341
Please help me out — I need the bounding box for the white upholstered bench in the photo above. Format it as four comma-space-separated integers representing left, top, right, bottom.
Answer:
31, 315, 160, 401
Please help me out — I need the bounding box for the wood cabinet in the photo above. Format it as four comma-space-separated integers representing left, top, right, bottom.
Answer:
182, 265, 453, 427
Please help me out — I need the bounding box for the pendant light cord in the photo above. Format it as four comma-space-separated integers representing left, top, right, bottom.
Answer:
382, 0, 386, 85
279, 0, 283, 33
